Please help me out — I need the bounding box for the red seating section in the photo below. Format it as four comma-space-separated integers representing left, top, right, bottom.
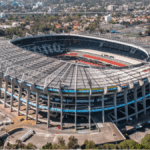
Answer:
83, 55, 127, 67
61, 53, 77, 56
143, 68, 150, 72
78, 60, 104, 67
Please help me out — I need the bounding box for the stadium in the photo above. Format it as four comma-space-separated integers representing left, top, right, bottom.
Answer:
0, 33, 150, 130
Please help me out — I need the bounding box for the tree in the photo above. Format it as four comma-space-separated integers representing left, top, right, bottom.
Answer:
25, 143, 36, 149
145, 29, 150, 36
52, 143, 59, 149
0, 139, 3, 147
5, 140, 27, 149
100, 143, 118, 149
132, 144, 150, 149
138, 32, 142, 37
58, 137, 66, 149
86, 140, 97, 149
67, 136, 79, 149
121, 21, 130, 28
0, 29, 5, 36
42, 142, 53, 149
104, 29, 110, 33
15, 140, 25, 148
99, 28, 103, 33
89, 24, 95, 32
82, 140, 97, 149
84, 27, 89, 31
109, 20, 116, 24
64, 28, 68, 33
118, 140, 139, 149
141, 134, 150, 147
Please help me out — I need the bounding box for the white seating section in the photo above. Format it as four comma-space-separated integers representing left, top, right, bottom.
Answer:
23, 43, 65, 54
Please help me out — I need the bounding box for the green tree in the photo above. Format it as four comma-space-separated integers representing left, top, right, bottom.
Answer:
0, 29, 5, 36
67, 136, 79, 149
141, 134, 150, 147
89, 24, 95, 32
84, 27, 89, 31
0, 138, 3, 147
100, 143, 118, 149
118, 139, 139, 149
58, 137, 66, 149
132, 143, 150, 149
15, 140, 25, 148
138, 32, 142, 36
145, 29, 150, 36
104, 29, 110, 33
82, 139, 97, 149
109, 20, 116, 24
25, 143, 36, 149
99, 28, 103, 33
5, 142, 10, 149
42, 142, 53, 149
52, 143, 59, 149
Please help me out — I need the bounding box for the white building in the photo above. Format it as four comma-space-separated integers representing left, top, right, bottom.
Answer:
0, 25, 12, 29
0, 13, 6, 18
123, 5, 129, 11
33, 2, 44, 9
107, 5, 116, 11
12, 22, 20, 27
48, 7, 58, 13
104, 14, 112, 23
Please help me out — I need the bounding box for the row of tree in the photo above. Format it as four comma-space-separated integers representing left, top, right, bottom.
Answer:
2, 134, 150, 149
42, 134, 150, 149
5, 140, 36, 149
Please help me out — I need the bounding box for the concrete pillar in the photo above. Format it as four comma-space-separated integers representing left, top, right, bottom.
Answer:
89, 95, 91, 130
102, 94, 105, 123
18, 86, 22, 116
0, 78, 2, 98
4, 80, 8, 108
114, 92, 117, 124
36, 92, 39, 124
26, 88, 30, 120
47, 94, 50, 128
124, 89, 128, 121
10, 83, 14, 112
142, 84, 146, 114
134, 87, 138, 119
75, 95, 77, 131
60, 95, 63, 130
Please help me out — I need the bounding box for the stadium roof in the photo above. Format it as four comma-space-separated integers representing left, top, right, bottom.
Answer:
0, 34, 150, 92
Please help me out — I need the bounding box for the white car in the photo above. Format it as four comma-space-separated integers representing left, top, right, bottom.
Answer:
135, 125, 142, 129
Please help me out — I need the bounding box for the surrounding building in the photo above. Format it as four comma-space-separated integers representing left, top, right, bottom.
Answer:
107, 5, 116, 11
0, 13, 6, 18
33, 2, 44, 9
104, 14, 112, 23
48, 7, 58, 13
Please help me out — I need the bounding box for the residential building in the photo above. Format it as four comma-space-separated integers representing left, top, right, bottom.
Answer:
0, 13, 6, 18
107, 5, 116, 11
104, 14, 112, 23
